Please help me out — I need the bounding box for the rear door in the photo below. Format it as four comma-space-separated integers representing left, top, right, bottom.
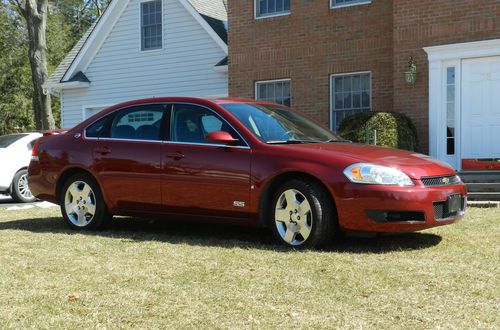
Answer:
89, 104, 168, 213
161, 103, 252, 219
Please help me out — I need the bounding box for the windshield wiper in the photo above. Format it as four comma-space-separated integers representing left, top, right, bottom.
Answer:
266, 139, 322, 144
324, 138, 352, 143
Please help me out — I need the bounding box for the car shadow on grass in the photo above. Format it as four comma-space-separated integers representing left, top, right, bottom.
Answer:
0, 216, 442, 253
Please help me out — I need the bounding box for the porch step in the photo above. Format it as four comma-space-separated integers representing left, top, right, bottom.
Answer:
467, 192, 500, 201
465, 182, 500, 192
458, 171, 500, 201
459, 171, 500, 183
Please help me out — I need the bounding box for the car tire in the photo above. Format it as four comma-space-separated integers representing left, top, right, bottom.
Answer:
270, 179, 337, 248
11, 169, 37, 203
60, 173, 111, 230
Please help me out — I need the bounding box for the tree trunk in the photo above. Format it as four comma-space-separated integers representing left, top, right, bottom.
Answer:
15, 0, 55, 130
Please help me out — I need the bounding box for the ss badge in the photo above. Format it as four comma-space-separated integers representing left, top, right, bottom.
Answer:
233, 201, 245, 208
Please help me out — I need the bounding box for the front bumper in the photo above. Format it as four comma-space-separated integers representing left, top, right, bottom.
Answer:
334, 182, 467, 232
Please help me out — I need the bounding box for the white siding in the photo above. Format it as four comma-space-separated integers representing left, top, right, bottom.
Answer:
61, 0, 227, 128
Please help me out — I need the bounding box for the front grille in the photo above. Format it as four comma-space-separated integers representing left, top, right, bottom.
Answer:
433, 196, 466, 220
421, 175, 461, 187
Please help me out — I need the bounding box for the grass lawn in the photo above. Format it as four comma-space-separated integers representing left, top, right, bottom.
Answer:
0, 206, 498, 329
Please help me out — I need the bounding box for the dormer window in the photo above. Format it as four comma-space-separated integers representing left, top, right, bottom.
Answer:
255, 0, 290, 19
141, 0, 162, 51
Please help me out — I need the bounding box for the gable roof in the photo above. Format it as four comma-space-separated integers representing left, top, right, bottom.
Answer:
46, 0, 227, 87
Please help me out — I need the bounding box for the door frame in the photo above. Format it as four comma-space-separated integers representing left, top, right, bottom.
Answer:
424, 38, 500, 170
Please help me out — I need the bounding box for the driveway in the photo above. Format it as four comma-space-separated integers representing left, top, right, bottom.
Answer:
0, 194, 56, 210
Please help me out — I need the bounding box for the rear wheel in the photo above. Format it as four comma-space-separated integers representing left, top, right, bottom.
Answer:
11, 169, 36, 203
60, 173, 111, 230
270, 179, 337, 248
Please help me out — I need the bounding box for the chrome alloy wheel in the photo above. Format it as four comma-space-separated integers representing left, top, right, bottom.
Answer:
17, 173, 33, 200
274, 189, 313, 246
64, 181, 97, 227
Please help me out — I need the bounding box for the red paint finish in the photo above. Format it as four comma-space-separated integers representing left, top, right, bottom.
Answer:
161, 143, 251, 217
28, 97, 466, 233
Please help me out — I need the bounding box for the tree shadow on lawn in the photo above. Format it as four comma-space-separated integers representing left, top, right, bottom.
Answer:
0, 216, 442, 253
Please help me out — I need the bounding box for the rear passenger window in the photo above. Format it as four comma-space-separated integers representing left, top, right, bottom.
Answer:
111, 105, 166, 140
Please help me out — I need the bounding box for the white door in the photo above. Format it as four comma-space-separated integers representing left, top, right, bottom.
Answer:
461, 56, 500, 160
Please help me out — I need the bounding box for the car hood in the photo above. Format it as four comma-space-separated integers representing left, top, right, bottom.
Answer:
284, 142, 456, 179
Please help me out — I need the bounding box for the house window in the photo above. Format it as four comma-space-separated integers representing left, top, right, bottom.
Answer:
255, 79, 291, 106
331, 0, 372, 8
331, 72, 371, 131
141, 0, 162, 51
446, 67, 456, 155
255, 0, 290, 18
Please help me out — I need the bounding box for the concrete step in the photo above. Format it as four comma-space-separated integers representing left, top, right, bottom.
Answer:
467, 192, 500, 201
466, 182, 500, 193
459, 171, 500, 183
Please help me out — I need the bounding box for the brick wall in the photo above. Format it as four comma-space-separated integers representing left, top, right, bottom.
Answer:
228, 0, 500, 153
228, 0, 394, 126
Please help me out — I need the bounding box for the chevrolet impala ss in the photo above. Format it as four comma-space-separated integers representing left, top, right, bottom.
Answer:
28, 97, 466, 248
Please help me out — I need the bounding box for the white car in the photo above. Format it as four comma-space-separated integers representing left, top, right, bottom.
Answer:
0, 133, 42, 203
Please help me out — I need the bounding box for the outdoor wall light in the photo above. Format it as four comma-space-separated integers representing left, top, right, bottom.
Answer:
405, 57, 417, 85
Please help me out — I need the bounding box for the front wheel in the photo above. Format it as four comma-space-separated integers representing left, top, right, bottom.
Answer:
60, 173, 111, 230
11, 169, 37, 203
270, 179, 337, 248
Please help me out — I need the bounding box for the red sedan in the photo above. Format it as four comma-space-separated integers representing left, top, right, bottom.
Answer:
28, 97, 466, 248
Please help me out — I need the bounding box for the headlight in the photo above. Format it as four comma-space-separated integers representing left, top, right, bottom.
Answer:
343, 163, 414, 186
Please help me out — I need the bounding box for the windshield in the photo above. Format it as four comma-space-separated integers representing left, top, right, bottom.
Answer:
221, 103, 341, 144
0, 134, 28, 148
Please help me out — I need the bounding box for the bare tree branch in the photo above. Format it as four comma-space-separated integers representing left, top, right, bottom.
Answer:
8, 0, 26, 17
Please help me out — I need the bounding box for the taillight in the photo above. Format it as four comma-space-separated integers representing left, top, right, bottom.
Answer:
31, 138, 41, 161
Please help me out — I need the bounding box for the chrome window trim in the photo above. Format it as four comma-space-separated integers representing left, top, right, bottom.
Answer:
162, 140, 250, 149
83, 102, 251, 149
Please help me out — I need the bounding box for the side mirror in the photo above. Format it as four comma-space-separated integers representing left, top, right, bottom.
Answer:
205, 130, 239, 145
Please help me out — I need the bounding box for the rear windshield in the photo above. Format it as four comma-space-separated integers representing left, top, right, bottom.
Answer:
0, 134, 28, 148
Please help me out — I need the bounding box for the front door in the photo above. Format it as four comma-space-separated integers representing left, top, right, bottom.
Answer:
461, 56, 500, 162
162, 103, 252, 219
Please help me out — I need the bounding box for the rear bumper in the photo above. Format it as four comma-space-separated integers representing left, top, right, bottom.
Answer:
28, 161, 58, 204
334, 182, 467, 232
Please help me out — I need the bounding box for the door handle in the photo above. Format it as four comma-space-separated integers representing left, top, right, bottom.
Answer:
94, 147, 111, 155
167, 151, 185, 160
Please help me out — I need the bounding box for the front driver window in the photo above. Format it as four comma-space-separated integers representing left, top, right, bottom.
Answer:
171, 104, 241, 145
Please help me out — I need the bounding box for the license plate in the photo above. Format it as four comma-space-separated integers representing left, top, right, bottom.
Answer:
447, 194, 462, 214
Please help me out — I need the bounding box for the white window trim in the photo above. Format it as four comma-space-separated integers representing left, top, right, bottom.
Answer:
329, 71, 372, 131
254, 0, 291, 20
139, 0, 164, 52
255, 78, 292, 106
424, 38, 500, 170
331, 0, 372, 9
82, 104, 112, 121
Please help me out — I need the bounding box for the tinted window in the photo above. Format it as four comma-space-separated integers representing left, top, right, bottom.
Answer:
0, 134, 28, 148
111, 105, 166, 141
86, 116, 112, 138
171, 104, 241, 145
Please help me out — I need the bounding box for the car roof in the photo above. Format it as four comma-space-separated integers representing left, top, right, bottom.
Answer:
69, 97, 286, 134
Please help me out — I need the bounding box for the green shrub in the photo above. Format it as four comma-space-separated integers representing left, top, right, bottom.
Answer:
338, 111, 419, 151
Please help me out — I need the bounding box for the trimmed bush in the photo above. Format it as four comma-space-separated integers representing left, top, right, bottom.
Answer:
338, 111, 419, 151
